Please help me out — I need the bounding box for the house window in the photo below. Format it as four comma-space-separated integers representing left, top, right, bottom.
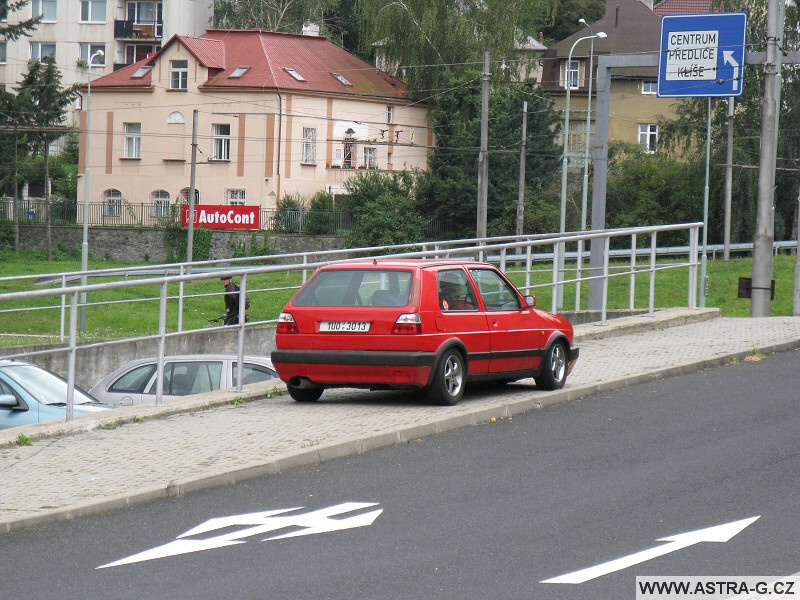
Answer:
80, 0, 105, 22
564, 121, 588, 154
104, 189, 122, 217
301, 127, 316, 164
0, 43, 6, 65
284, 68, 306, 82
212, 124, 230, 161
0, 3, 6, 20
132, 65, 152, 78
565, 60, 580, 90
124, 123, 141, 158
127, 1, 158, 24
126, 44, 159, 64
80, 44, 105, 65
343, 138, 356, 167
30, 42, 56, 62
179, 187, 199, 203
639, 124, 658, 153
363, 147, 376, 169
386, 106, 394, 124
170, 59, 188, 90
227, 189, 246, 205
230, 66, 250, 78
642, 80, 657, 95
33, 0, 56, 21
151, 190, 170, 217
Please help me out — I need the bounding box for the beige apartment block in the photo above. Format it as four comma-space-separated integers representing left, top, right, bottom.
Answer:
0, 1, 212, 122
77, 28, 432, 218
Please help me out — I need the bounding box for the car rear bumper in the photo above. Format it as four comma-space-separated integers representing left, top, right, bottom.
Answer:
271, 349, 436, 387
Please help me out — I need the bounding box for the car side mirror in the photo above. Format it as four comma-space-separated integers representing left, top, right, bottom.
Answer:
0, 394, 19, 409
525, 295, 536, 308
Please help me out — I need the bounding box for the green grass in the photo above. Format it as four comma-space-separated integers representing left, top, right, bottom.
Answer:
0, 250, 796, 346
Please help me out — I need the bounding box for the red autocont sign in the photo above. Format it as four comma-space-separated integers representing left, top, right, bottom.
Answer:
181, 205, 260, 229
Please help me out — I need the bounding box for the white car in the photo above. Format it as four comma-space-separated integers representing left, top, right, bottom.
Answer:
89, 355, 277, 406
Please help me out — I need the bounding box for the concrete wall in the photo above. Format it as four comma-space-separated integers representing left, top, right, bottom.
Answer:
13, 225, 346, 262
7, 324, 277, 391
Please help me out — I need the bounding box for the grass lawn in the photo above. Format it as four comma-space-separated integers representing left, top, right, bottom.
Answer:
0, 250, 796, 346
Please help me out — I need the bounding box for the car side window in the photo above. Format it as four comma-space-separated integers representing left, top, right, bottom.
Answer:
469, 269, 521, 311
109, 364, 156, 393
437, 269, 478, 311
234, 363, 277, 387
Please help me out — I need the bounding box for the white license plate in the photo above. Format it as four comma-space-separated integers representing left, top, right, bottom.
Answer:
319, 321, 371, 332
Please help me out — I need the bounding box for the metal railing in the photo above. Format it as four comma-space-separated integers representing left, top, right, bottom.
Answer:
0, 223, 703, 421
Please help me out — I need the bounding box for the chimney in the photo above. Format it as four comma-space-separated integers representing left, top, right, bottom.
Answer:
301, 21, 320, 36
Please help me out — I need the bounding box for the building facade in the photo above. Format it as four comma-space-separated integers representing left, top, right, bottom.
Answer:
77, 28, 432, 220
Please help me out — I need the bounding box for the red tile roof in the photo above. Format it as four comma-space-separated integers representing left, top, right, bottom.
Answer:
90, 30, 408, 100
654, 0, 715, 15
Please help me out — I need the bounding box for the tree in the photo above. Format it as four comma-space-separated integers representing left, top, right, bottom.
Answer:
415, 74, 562, 239
15, 57, 78, 260
0, 1, 41, 41
538, 0, 605, 45
213, 0, 341, 34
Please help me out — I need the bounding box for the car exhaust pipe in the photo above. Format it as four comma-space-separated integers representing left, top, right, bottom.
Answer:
288, 377, 316, 389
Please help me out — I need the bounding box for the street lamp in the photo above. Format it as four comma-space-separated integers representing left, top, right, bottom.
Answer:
557, 30, 606, 310
80, 49, 104, 333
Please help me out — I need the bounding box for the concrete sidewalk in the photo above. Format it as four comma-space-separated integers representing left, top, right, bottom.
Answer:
2, 307, 799, 535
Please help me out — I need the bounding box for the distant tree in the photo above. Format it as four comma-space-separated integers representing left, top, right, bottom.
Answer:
213, 0, 340, 33
15, 58, 79, 260
0, 1, 41, 41
538, 0, 606, 45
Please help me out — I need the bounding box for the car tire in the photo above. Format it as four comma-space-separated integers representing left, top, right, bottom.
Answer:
426, 348, 466, 406
535, 340, 568, 390
287, 384, 323, 403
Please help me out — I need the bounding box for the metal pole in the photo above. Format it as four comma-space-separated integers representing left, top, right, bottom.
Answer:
187, 109, 199, 271
66, 291, 78, 422
155, 282, 167, 407
516, 100, 527, 239
476, 52, 490, 240
80, 49, 104, 334
723, 98, 734, 260
751, 0, 782, 316
700, 98, 711, 308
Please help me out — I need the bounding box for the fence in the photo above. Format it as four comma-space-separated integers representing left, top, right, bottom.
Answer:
0, 198, 448, 238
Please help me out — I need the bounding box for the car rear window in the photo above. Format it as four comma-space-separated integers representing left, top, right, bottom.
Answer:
293, 269, 413, 307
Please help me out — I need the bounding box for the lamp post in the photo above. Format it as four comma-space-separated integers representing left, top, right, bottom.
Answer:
557, 31, 606, 311
80, 49, 104, 333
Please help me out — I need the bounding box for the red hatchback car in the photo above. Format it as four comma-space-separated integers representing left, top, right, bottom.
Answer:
271, 260, 579, 405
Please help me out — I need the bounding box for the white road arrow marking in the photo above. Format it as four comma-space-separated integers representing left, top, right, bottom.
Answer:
542, 516, 760, 585
97, 502, 383, 569
724, 50, 740, 91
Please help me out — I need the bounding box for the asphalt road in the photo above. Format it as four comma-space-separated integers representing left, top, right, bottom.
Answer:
3, 350, 800, 599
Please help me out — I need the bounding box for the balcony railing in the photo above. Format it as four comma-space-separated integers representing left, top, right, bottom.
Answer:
114, 19, 162, 40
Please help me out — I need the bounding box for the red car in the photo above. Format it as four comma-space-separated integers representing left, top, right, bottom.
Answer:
271, 260, 579, 405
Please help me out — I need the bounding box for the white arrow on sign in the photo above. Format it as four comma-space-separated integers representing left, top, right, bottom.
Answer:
97, 502, 383, 569
542, 516, 760, 585
723, 50, 740, 91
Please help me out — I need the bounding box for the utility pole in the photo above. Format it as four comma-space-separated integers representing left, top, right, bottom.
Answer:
476, 52, 489, 242
751, 0, 783, 316
723, 97, 734, 261
516, 100, 528, 238
187, 109, 199, 271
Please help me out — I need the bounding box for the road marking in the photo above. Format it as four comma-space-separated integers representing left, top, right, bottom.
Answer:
542, 516, 760, 585
97, 502, 383, 569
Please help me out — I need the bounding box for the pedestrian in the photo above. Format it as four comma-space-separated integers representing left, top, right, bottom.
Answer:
221, 275, 241, 325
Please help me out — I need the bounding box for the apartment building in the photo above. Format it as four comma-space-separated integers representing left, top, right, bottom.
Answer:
77, 27, 432, 218
0, 1, 212, 114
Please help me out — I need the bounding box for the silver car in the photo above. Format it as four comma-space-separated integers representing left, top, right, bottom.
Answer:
0, 359, 110, 430
89, 355, 277, 406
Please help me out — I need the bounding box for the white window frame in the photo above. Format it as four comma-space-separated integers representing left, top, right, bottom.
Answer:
124, 123, 141, 158
33, 0, 56, 21
642, 80, 657, 95
170, 59, 188, 90
343, 138, 356, 167
151, 190, 170, 217
30, 42, 56, 62
212, 124, 231, 161
363, 147, 377, 169
386, 106, 394, 124
104, 189, 122, 217
179, 187, 200, 203
127, 1, 157, 24
227, 189, 246, 205
80, 43, 105, 65
80, 0, 106, 22
639, 123, 658, 153
301, 127, 316, 164
565, 59, 580, 90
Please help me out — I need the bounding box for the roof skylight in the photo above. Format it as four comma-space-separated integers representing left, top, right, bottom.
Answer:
332, 72, 352, 86
284, 68, 307, 82
230, 66, 251, 78
132, 66, 153, 78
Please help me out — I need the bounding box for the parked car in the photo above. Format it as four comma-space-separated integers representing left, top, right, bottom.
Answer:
271, 259, 579, 405
0, 359, 110, 430
89, 355, 277, 406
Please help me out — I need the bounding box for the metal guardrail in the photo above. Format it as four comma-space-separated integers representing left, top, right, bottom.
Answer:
0, 223, 703, 422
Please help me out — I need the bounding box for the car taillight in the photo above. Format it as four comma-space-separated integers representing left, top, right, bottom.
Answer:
276, 312, 298, 334
392, 313, 421, 335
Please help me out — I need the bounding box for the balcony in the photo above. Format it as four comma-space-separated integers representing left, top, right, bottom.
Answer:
114, 19, 162, 41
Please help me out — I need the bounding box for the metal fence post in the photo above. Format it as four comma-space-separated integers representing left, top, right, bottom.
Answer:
177, 265, 184, 332
60, 274, 67, 342
65, 291, 79, 422
688, 226, 699, 309
235, 274, 247, 392
648, 231, 657, 317
551, 241, 560, 314
575, 238, 584, 311
629, 234, 637, 310
601, 237, 610, 325
155, 282, 167, 407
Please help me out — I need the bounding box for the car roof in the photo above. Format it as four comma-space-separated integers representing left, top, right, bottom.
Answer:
115, 355, 273, 366
0, 359, 38, 369
322, 259, 490, 270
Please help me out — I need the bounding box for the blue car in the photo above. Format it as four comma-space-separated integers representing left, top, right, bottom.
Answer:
0, 359, 110, 430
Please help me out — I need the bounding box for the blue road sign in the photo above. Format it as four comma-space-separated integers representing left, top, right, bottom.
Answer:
658, 12, 747, 98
